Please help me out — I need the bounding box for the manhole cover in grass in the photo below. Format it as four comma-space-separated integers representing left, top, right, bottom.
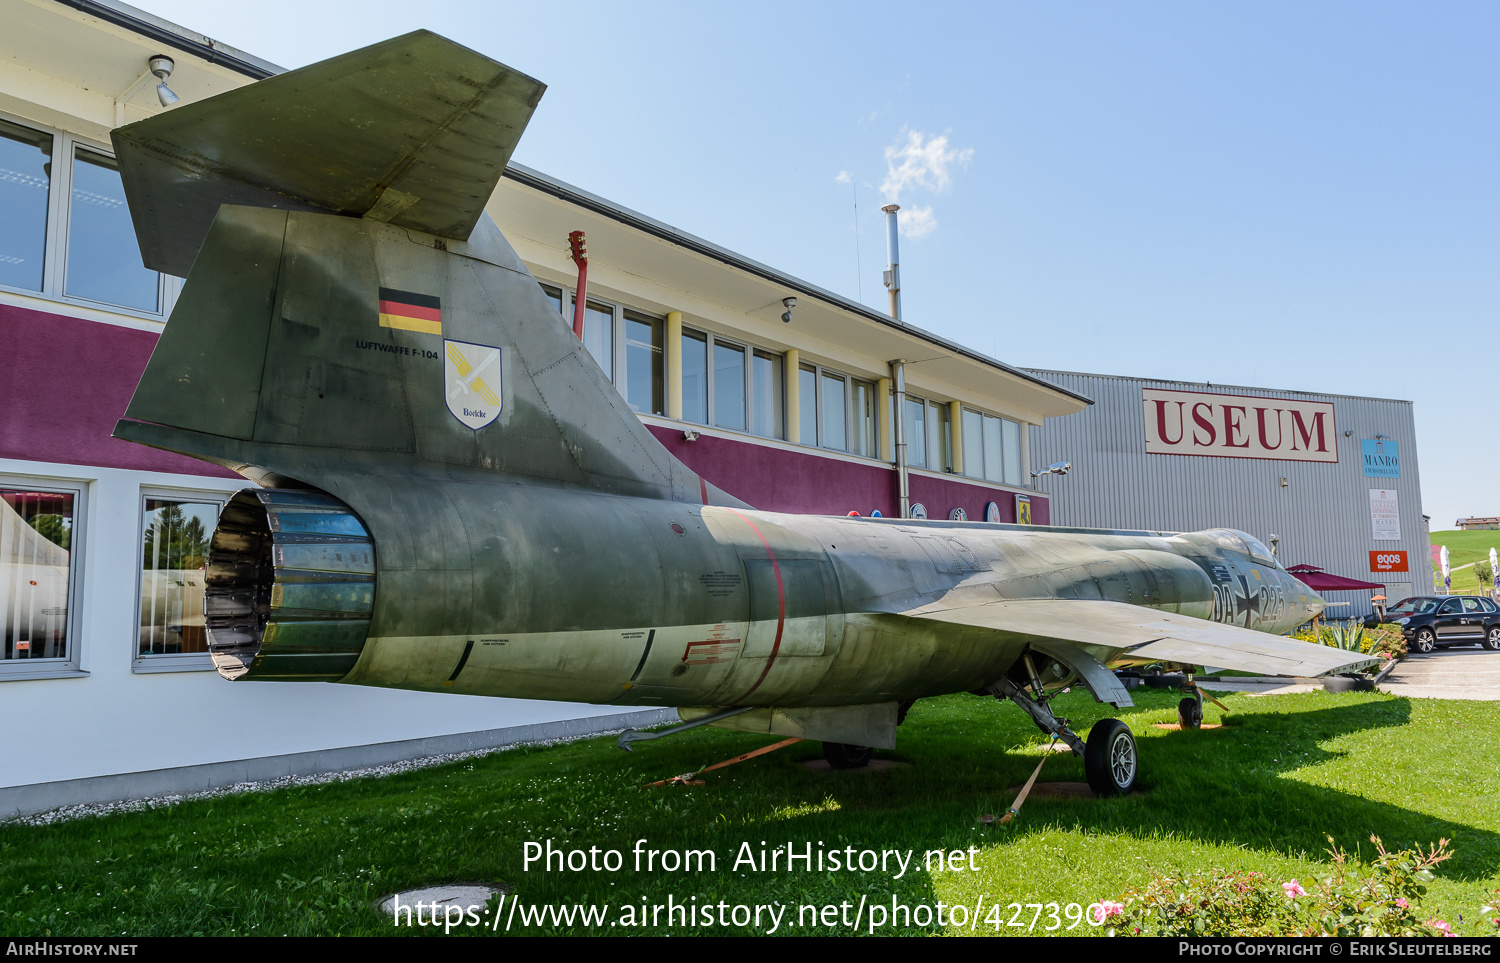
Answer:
377, 883, 510, 916
799, 759, 909, 773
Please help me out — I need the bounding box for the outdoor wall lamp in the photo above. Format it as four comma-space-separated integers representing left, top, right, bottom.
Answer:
781, 297, 796, 324
149, 55, 180, 106
682, 430, 700, 442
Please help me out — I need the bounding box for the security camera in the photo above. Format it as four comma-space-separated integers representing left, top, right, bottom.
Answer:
781, 297, 796, 324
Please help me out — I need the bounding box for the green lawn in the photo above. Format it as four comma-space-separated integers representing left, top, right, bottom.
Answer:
1431, 530, 1500, 595
3, 688, 1498, 937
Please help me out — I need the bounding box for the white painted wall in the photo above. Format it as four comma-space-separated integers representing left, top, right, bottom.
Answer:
1, 456, 639, 789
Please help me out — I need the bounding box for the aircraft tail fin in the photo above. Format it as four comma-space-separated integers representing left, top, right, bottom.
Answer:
115, 204, 745, 507
112, 31, 545, 277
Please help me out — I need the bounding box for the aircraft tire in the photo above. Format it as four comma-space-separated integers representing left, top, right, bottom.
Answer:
1177, 697, 1203, 729
823, 742, 873, 770
1084, 719, 1137, 797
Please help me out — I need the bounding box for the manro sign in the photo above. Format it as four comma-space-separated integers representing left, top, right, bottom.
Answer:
1142, 389, 1338, 463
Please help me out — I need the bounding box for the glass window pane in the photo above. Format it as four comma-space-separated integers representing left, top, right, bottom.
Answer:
798, 365, 817, 445
66, 147, 159, 311
937, 403, 954, 472
751, 350, 784, 439
983, 414, 1003, 482
821, 373, 847, 450
572, 298, 613, 380
713, 341, 746, 430
962, 409, 984, 478
851, 380, 877, 457
538, 283, 564, 317
624, 312, 663, 414
140, 499, 218, 657
681, 329, 708, 424
906, 398, 927, 468
1002, 418, 1023, 486
0, 119, 52, 292
2, 489, 74, 661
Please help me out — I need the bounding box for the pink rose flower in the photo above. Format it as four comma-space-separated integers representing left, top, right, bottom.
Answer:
1282, 880, 1306, 898
1395, 898, 1408, 909
1091, 901, 1124, 923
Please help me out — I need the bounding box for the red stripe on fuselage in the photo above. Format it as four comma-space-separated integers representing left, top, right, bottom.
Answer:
725, 508, 784, 705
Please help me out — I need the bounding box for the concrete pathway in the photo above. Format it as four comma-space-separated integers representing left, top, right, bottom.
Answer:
1379, 648, 1500, 701
1193, 650, 1500, 700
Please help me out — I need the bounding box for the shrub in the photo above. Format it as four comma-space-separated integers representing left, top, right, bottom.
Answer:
1105, 836, 1453, 937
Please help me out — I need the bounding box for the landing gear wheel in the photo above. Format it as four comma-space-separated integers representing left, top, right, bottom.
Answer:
823, 742, 873, 770
1177, 697, 1203, 729
1485, 627, 1500, 652
1413, 628, 1435, 654
1084, 719, 1137, 797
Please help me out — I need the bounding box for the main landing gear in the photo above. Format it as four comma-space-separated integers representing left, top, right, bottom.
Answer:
988, 675, 1138, 797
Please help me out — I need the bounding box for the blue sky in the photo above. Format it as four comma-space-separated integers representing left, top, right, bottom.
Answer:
144, 1, 1499, 533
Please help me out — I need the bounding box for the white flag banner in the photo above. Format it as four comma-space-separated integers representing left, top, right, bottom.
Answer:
1369, 489, 1400, 541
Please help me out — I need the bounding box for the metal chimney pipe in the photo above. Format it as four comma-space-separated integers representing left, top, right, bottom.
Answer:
890, 359, 910, 519
881, 204, 901, 321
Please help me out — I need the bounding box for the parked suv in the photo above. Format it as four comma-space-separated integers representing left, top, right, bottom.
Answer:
1381, 596, 1500, 653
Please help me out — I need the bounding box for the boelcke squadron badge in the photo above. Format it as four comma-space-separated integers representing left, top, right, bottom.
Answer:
444, 340, 502, 429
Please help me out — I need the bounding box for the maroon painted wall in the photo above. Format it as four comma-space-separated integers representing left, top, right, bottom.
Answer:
647, 424, 1049, 524
0, 303, 237, 477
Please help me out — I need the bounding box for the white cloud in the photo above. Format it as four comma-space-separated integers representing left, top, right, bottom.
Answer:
835, 170, 853, 184
898, 205, 936, 239
880, 130, 973, 203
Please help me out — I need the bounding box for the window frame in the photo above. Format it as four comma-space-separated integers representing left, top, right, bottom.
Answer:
959, 406, 1026, 486
131, 487, 231, 674
682, 325, 785, 441
0, 474, 89, 681
0, 109, 179, 322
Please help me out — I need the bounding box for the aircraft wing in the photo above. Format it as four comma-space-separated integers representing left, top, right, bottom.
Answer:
112, 31, 545, 276
907, 597, 1376, 677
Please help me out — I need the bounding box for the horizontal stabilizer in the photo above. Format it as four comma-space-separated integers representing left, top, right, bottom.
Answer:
908, 598, 1375, 677
112, 31, 545, 276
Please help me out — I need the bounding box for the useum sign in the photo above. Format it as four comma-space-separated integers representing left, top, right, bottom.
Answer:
1142, 389, 1338, 462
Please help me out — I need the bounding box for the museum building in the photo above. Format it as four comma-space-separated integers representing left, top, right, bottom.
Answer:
0, 0, 1088, 815
1026, 369, 1432, 620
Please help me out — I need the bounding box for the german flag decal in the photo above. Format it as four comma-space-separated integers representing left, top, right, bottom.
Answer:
378, 287, 442, 335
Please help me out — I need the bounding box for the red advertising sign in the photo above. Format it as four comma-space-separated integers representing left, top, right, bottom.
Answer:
1142, 388, 1338, 463
1370, 551, 1409, 573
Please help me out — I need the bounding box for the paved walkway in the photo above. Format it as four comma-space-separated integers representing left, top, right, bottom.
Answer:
1193, 650, 1500, 701
1380, 648, 1500, 701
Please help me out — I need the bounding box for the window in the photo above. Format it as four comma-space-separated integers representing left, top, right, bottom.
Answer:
624, 311, 663, 415
682, 329, 708, 424
750, 350, 784, 439
0, 113, 171, 317
66, 147, 159, 312
136, 493, 225, 672
713, 341, 746, 430
821, 372, 847, 451
961, 408, 1025, 485
2, 481, 85, 679
903, 397, 927, 468
798, 364, 817, 445
680, 326, 784, 437
0, 118, 52, 292
851, 379, 877, 458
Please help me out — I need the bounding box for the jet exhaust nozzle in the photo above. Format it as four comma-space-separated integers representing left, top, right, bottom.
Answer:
204, 488, 376, 681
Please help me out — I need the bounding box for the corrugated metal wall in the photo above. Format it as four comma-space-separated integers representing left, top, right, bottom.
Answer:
1026, 369, 1432, 620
